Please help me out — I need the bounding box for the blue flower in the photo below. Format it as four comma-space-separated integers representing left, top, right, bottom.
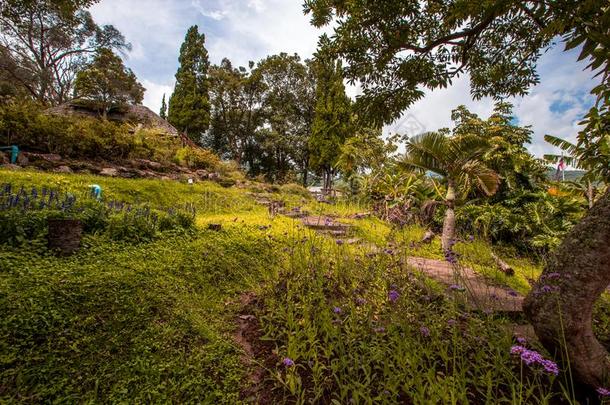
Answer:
388, 290, 400, 303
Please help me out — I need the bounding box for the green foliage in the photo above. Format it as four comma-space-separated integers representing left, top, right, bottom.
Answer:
0, 100, 189, 163
74, 48, 145, 118
168, 26, 211, 144
0, 0, 128, 105
0, 228, 279, 403
309, 56, 352, 188
173, 146, 220, 170
0, 182, 196, 247
159, 93, 167, 120
259, 238, 559, 403
403, 131, 499, 198
303, 0, 608, 126
456, 190, 585, 253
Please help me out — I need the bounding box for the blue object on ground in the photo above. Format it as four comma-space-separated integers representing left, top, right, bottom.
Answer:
89, 184, 102, 199
0, 145, 19, 164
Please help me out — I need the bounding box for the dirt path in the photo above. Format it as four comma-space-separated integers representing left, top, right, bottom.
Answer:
406, 256, 523, 312
297, 214, 523, 313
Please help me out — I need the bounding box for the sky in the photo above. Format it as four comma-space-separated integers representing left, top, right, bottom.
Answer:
89, 0, 599, 160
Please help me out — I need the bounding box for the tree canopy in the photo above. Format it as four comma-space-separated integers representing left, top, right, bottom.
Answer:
73, 48, 144, 118
0, 0, 129, 105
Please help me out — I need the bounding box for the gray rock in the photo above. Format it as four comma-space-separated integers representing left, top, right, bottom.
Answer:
54, 165, 73, 173
1, 164, 22, 170
99, 167, 119, 177
16, 153, 29, 166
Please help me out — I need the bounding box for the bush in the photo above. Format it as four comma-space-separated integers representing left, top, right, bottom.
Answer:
173, 147, 220, 170
0, 100, 209, 166
0, 183, 196, 246
280, 183, 312, 199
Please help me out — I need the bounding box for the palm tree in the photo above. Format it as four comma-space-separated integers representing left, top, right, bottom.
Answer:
402, 132, 500, 251
544, 134, 607, 208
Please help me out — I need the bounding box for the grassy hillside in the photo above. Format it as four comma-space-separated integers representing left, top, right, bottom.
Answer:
2, 168, 606, 403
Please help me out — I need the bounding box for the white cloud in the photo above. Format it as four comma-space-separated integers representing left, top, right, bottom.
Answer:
191, 1, 227, 21
141, 79, 174, 115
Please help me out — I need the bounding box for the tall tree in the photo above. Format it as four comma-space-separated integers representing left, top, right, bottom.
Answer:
303, 0, 610, 392
168, 26, 210, 145
0, 0, 129, 105
159, 93, 167, 120
309, 56, 351, 190
403, 132, 499, 250
256, 53, 316, 183
73, 48, 144, 119
206, 59, 264, 166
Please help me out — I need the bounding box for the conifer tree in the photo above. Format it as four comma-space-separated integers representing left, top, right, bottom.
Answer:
309, 56, 351, 191
168, 26, 210, 145
159, 93, 167, 120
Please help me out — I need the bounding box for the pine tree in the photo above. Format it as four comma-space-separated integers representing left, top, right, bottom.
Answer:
309, 57, 351, 191
168, 26, 211, 145
159, 93, 167, 120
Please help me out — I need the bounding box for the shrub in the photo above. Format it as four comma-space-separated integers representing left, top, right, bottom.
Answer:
280, 183, 312, 200
173, 147, 220, 170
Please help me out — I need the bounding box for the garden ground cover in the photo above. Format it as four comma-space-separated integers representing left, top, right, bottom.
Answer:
1, 169, 607, 403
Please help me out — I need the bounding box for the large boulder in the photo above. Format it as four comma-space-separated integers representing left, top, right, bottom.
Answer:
45, 102, 180, 137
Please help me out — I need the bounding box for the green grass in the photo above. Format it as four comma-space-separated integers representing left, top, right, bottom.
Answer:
0, 169, 581, 403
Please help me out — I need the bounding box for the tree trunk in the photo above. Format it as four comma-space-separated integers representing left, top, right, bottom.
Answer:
441, 181, 456, 251
587, 180, 594, 209
523, 189, 610, 393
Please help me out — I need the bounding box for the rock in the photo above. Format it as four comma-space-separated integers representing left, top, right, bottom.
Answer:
16, 153, 29, 166
0, 152, 8, 164
24, 152, 62, 162
99, 167, 119, 177
195, 169, 209, 180
1, 164, 22, 170
133, 159, 163, 170
54, 165, 73, 173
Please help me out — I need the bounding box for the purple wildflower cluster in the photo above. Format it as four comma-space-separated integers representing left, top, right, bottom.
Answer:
332, 306, 342, 314
420, 326, 431, 337
282, 357, 295, 367
0, 183, 76, 212
597, 387, 610, 397
510, 345, 559, 375
388, 289, 400, 303
444, 246, 460, 265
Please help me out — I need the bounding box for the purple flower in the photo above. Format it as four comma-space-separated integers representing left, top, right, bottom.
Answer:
336, 239, 344, 245
384, 248, 395, 255
540, 285, 553, 293
388, 290, 400, 303
355, 297, 367, 306
333, 306, 342, 314
420, 326, 430, 337
510, 346, 559, 375
597, 387, 610, 397
546, 272, 561, 279
507, 289, 518, 297
468, 235, 475, 242
447, 319, 457, 327
283, 357, 295, 367
374, 327, 386, 333
516, 337, 527, 345
540, 359, 559, 375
